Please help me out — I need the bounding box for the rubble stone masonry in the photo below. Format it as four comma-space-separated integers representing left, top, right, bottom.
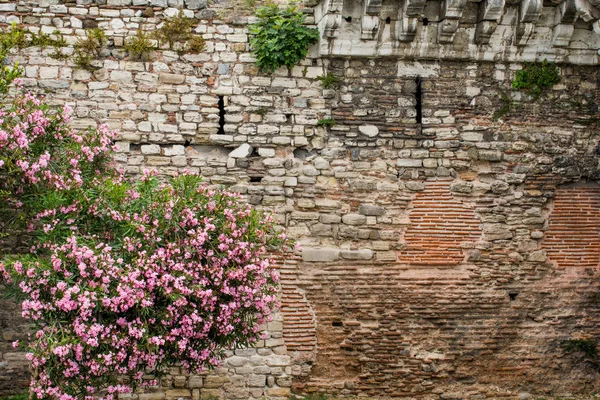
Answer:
1, 0, 600, 399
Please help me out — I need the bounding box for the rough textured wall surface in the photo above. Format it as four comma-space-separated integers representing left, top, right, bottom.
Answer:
1, 0, 600, 399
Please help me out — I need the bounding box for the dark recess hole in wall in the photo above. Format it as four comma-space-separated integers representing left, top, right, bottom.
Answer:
415, 76, 423, 124
249, 176, 262, 183
385, 16, 391, 24
184, 140, 191, 147
422, 17, 429, 26
218, 96, 226, 135
130, 143, 141, 151
332, 321, 343, 327
344, 16, 352, 22
294, 148, 317, 160
509, 292, 519, 301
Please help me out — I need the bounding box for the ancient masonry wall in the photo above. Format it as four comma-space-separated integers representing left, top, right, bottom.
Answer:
1, 0, 600, 399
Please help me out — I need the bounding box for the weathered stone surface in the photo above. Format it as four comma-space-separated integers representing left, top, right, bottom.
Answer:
342, 214, 367, 225
358, 125, 379, 137
340, 249, 373, 260
358, 204, 385, 216
228, 143, 253, 158
302, 248, 340, 262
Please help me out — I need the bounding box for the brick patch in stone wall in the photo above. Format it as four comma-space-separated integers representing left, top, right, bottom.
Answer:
544, 185, 600, 269
399, 179, 481, 266
280, 287, 317, 354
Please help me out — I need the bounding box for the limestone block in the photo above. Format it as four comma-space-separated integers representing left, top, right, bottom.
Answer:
164, 145, 185, 156
226, 356, 247, 367
340, 249, 374, 260
164, 389, 191, 400
342, 214, 367, 225
302, 248, 340, 262
0, 3, 16, 11
358, 125, 379, 137
228, 143, 253, 158
159, 73, 186, 84
141, 144, 161, 155
110, 70, 133, 83
248, 374, 266, 387
203, 376, 230, 388
397, 159, 423, 167
188, 376, 203, 389
359, 204, 385, 216
185, 0, 207, 9
265, 355, 291, 367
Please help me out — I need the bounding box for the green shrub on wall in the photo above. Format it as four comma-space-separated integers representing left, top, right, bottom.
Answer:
249, 4, 319, 73
512, 60, 560, 97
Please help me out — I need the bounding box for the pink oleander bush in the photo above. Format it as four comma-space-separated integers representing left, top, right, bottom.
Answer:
0, 66, 282, 400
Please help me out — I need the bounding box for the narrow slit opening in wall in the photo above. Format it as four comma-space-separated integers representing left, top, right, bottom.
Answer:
385, 16, 391, 24
415, 77, 423, 124
217, 95, 226, 135
422, 17, 429, 26
332, 321, 343, 327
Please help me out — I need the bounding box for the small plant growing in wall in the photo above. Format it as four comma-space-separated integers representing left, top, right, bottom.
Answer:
317, 117, 336, 127
73, 28, 107, 70
124, 28, 156, 61
0, 24, 68, 61
317, 72, 341, 89
563, 338, 598, 359
154, 10, 205, 55
512, 60, 561, 97
249, 4, 319, 73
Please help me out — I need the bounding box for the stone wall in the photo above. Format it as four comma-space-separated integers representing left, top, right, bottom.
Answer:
1, 0, 600, 399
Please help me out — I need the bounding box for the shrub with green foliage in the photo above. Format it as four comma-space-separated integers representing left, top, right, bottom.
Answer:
512, 60, 561, 97
317, 72, 341, 89
0, 393, 29, 400
316, 118, 336, 127
249, 5, 319, 73
0, 62, 285, 400
73, 28, 107, 70
563, 338, 598, 359
124, 28, 156, 61
0, 25, 24, 95
154, 10, 205, 55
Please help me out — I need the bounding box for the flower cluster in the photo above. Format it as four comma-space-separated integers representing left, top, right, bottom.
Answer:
0, 84, 116, 236
0, 77, 283, 399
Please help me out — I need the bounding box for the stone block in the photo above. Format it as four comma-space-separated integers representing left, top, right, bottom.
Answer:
342, 214, 367, 225
397, 159, 423, 167
359, 204, 385, 216
228, 143, 253, 158
203, 376, 230, 388
164, 145, 185, 156
302, 248, 340, 262
185, 0, 207, 9
340, 249, 373, 260
248, 374, 266, 387
165, 389, 191, 400
159, 73, 186, 84
226, 356, 247, 367
141, 144, 161, 155
188, 376, 203, 389
358, 125, 379, 137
